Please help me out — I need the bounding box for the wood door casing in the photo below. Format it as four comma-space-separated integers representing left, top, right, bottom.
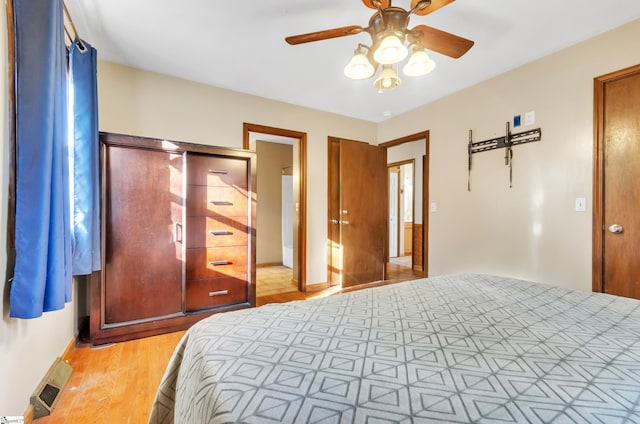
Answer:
243, 123, 307, 290
594, 65, 640, 298
103, 146, 184, 324
339, 139, 387, 288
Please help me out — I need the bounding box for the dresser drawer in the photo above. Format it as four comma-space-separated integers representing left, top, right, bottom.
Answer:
186, 185, 248, 217
186, 246, 248, 279
186, 216, 248, 248
187, 154, 248, 188
185, 276, 248, 311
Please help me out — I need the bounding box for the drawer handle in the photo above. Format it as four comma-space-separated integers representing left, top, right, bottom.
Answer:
210, 200, 233, 206
210, 230, 232, 236
208, 169, 228, 174
209, 260, 231, 266
208, 290, 229, 297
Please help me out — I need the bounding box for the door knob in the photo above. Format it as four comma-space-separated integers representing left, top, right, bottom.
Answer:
608, 224, 623, 234
330, 219, 339, 224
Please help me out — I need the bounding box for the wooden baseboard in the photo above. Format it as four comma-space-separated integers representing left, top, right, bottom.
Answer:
23, 403, 34, 424
61, 336, 77, 361
256, 262, 283, 268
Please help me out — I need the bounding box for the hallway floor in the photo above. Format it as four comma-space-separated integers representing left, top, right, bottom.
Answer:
256, 265, 296, 297
387, 254, 421, 282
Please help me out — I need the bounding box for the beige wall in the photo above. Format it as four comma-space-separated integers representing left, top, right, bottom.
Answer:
256, 141, 293, 265
378, 18, 640, 290
0, 7, 77, 415
97, 61, 378, 285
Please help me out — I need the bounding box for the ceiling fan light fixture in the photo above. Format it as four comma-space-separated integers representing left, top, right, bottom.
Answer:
344, 49, 375, 80
373, 33, 408, 65
284, 0, 472, 93
403, 48, 435, 76
374, 65, 401, 93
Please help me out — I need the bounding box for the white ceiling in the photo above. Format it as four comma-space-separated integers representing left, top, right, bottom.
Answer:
65, 0, 640, 123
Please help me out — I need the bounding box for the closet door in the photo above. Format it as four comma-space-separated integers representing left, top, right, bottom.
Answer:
102, 145, 184, 324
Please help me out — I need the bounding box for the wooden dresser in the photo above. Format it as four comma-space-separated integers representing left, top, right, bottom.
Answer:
90, 133, 256, 345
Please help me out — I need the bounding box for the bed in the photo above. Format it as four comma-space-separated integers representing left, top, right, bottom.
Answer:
148, 273, 640, 423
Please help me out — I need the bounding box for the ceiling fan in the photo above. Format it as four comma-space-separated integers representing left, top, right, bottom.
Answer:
285, 0, 474, 92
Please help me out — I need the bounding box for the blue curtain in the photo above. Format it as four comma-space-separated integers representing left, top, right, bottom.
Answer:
10, 0, 72, 318
70, 39, 100, 275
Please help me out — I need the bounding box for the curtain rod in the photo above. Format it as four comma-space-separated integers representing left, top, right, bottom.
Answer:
62, 1, 86, 50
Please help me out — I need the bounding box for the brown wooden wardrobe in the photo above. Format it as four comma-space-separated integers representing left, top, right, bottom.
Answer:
90, 133, 256, 345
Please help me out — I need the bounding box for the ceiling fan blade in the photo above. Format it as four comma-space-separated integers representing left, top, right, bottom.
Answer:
410, 0, 455, 16
409, 24, 474, 58
362, 0, 391, 10
285, 25, 364, 45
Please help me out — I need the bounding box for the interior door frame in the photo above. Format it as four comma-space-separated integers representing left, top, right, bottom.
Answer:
592, 63, 640, 293
243, 122, 308, 291
379, 131, 429, 276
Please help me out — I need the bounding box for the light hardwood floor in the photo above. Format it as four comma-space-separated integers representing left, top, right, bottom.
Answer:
256, 265, 296, 297
35, 330, 185, 424
35, 265, 420, 423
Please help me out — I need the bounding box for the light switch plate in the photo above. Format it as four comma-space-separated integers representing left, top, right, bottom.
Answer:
524, 111, 535, 126
430, 202, 437, 213
575, 197, 586, 212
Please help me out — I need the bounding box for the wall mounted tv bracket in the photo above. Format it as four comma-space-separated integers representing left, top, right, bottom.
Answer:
467, 122, 541, 190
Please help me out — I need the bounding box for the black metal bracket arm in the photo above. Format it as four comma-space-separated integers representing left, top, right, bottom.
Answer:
467, 122, 541, 190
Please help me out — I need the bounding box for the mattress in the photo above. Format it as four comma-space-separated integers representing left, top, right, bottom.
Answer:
149, 273, 640, 423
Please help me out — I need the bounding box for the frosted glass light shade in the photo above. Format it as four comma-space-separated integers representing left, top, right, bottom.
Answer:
344, 53, 375, 80
373, 66, 401, 92
403, 49, 436, 76
373, 34, 408, 65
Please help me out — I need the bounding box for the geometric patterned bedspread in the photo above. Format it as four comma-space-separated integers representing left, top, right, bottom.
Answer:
148, 273, 640, 423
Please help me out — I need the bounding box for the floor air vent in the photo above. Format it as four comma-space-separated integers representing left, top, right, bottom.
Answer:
30, 357, 72, 419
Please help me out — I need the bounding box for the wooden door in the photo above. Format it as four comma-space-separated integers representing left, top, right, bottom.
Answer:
594, 64, 640, 299
328, 138, 386, 289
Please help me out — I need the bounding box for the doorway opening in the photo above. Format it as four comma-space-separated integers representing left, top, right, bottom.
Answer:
243, 123, 307, 298
388, 160, 414, 274
380, 131, 429, 281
